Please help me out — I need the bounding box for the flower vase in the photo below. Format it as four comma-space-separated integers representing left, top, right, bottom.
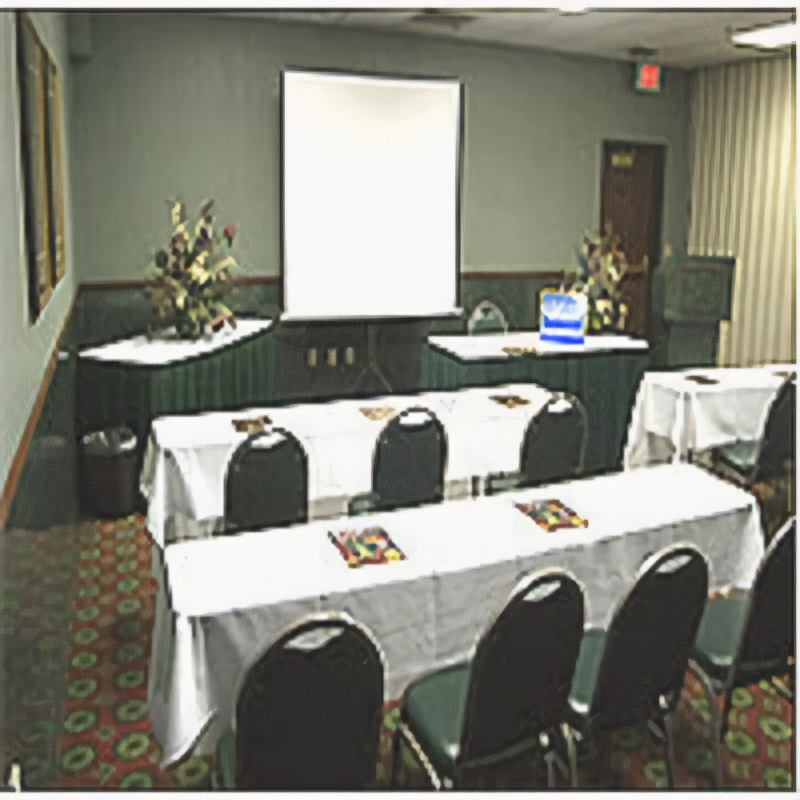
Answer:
174, 317, 204, 341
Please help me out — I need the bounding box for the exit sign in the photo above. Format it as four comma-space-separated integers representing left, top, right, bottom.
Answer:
635, 61, 662, 93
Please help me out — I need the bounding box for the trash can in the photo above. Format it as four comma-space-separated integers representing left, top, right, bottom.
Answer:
78, 426, 138, 519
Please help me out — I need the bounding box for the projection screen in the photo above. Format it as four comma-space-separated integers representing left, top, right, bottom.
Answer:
281, 70, 462, 320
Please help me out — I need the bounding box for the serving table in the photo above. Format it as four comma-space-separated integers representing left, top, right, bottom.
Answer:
148, 462, 763, 766
424, 331, 650, 474
76, 319, 276, 445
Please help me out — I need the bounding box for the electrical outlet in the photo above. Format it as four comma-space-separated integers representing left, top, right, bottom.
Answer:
327, 348, 337, 367
345, 346, 355, 365
307, 348, 317, 367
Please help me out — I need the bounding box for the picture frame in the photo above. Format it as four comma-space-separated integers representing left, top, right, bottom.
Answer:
46, 58, 67, 285
16, 12, 60, 321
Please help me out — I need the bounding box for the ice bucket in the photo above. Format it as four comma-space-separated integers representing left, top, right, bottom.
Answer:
539, 291, 587, 344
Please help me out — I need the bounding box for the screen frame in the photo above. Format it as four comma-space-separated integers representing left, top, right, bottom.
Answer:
279, 67, 464, 322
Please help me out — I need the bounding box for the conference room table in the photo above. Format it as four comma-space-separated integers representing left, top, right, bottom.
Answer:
424, 331, 650, 475
148, 462, 763, 767
624, 363, 796, 469
141, 382, 554, 547
76, 319, 276, 445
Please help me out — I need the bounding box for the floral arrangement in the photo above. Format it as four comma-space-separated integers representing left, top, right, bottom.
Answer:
571, 226, 628, 333
145, 199, 238, 339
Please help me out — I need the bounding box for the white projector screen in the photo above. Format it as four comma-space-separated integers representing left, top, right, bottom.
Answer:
281, 70, 462, 320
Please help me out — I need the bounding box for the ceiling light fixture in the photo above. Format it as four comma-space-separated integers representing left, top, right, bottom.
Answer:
731, 20, 795, 50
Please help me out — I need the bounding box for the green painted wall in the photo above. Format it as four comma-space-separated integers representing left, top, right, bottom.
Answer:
70, 12, 693, 283
0, 11, 75, 493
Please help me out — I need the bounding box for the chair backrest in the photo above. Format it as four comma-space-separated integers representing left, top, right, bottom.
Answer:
234, 613, 384, 789
224, 427, 308, 533
519, 393, 588, 486
372, 407, 447, 510
733, 518, 795, 679
468, 300, 509, 335
458, 570, 585, 769
755, 377, 795, 482
589, 544, 709, 729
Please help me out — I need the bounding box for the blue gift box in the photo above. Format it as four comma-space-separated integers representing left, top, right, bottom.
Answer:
539, 291, 586, 345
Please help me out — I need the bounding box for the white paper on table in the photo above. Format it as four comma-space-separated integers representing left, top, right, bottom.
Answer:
79, 319, 273, 366
428, 332, 648, 362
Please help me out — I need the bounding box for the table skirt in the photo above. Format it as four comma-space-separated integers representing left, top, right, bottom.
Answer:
77, 326, 278, 443
422, 345, 650, 474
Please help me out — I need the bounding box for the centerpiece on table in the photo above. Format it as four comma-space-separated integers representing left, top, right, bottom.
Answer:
145, 198, 239, 340
570, 226, 629, 334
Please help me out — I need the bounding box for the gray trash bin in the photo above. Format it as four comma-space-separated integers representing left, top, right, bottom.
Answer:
78, 426, 138, 519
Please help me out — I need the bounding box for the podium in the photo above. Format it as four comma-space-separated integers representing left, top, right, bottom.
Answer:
649, 254, 736, 369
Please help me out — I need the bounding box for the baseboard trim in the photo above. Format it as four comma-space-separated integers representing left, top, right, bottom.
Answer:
79, 279, 151, 291
80, 275, 280, 290
0, 295, 76, 530
462, 270, 566, 281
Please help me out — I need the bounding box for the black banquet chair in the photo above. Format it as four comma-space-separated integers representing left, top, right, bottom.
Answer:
349, 406, 447, 515
689, 518, 795, 787
215, 612, 385, 789
566, 544, 709, 788
486, 392, 588, 495
223, 427, 308, 533
707, 376, 795, 539
710, 374, 795, 487
393, 569, 585, 789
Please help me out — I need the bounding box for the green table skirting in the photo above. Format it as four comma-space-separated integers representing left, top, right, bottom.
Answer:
77, 327, 278, 446
422, 344, 649, 475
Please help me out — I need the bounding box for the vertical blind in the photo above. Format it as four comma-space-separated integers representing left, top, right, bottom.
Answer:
688, 54, 796, 367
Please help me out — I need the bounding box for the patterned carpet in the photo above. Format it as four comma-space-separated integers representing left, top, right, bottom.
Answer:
0, 526, 76, 788
54, 516, 211, 789
1, 515, 794, 789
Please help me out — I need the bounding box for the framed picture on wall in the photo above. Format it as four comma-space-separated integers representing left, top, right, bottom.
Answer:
16, 12, 55, 321
46, 59, 67, 285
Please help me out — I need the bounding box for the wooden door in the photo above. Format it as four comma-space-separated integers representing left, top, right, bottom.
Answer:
600, 142, 666, 339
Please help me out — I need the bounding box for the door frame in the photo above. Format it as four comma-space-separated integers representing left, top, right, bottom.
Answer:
592, 134, 670, 242
598, 137, 667, 341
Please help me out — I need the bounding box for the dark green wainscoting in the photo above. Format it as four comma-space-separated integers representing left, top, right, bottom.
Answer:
68, 273, 561, 346
4, 351, 80, 531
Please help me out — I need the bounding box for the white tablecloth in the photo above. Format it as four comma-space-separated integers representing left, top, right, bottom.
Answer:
141, 383, 554, 547
148, 463, 763, 766
428, 331, 649, 361
624, 364, 795, 469
78, 319, 273, 365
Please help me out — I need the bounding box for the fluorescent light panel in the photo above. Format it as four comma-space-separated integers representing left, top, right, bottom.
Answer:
732, 21, 796, 49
